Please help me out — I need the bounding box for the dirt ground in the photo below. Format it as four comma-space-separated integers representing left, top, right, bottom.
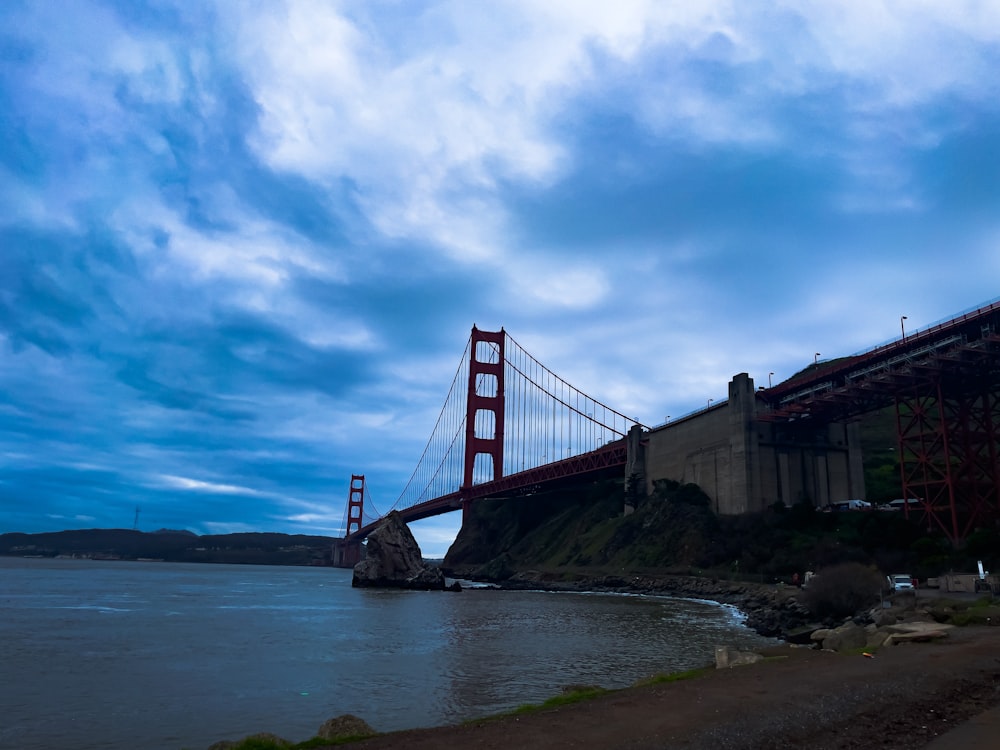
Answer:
337, 626, 1000, 750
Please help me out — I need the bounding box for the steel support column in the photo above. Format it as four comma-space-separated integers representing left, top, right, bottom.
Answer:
896, 375, 1000, 545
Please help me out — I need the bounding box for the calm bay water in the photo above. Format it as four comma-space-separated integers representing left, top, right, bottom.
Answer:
0, 557, 774, 749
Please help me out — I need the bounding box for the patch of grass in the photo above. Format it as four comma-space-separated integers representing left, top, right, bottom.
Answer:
299, 737, 376, 748
508, 685, 609, 715
219, 734, 378, 750
970, 595, 998, 609
948, 605, 1000, 626
633, 665, 712, 687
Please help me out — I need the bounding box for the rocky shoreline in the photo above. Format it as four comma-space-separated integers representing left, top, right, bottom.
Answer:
463, 570, 815, 638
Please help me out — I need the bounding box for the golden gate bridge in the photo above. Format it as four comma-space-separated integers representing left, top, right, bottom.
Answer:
341, 326, 648, 544
339, 298, 1000, 558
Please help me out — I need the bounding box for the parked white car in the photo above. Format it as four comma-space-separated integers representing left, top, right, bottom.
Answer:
887, 574, 914, 591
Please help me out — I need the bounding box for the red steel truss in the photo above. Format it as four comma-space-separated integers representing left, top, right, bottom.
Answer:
759, 301, 1000, 545
896, 364, 1000, 545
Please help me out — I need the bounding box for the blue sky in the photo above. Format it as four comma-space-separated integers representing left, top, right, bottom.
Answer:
2, 1, 999, 557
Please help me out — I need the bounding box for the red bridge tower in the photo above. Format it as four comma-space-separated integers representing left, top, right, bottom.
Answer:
462, 327, 505, 519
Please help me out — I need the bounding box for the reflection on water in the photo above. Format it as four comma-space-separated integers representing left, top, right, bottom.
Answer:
0, 557, 774, 749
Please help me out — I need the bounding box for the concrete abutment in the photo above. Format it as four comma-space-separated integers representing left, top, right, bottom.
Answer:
637, 373, 864, 514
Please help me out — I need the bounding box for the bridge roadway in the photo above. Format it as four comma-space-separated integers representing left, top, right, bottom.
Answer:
760, 298, 1000, 421
347, 440, 629, 541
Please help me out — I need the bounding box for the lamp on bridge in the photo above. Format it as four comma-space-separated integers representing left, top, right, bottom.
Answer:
768, 372, 774, 388
814, 352, 820, 365
901, 315, 908, 343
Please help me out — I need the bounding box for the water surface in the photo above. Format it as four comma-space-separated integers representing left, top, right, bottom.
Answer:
0, 557, 773, 749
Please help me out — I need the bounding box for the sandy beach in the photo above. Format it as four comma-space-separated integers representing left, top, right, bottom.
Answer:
335, 625, 1000, 749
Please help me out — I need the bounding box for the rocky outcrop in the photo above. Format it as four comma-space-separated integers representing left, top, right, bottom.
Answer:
317, 714, 377, 740
352, 511, 451, 590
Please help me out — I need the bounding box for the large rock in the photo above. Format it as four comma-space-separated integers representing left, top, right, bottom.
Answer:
821, 621, 868, 652
318, 714, 376, 740
715, 645, 763, 669
352, 511, 448, 590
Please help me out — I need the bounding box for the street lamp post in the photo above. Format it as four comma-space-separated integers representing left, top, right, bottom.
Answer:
900, 315, 908, 343
768, 372, 774, 388
814, 352, 820, 365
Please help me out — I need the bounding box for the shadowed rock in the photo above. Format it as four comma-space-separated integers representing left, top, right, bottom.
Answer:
715, 645, 764, 669
318, 714, 377, 740
208, 732, 290, 749
352, 511, 451, 590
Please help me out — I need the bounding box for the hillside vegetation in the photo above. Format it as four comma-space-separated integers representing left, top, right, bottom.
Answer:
443, 478, 999, 583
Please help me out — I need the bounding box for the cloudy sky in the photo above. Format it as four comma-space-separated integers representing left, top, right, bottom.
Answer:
2, 1, 999, 557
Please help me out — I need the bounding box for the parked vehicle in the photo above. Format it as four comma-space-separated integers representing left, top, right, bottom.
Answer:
887, 573, 915, 591
830, 499, 872, 511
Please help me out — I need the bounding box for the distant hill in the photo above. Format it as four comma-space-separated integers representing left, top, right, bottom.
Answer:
0, 528, 339, 566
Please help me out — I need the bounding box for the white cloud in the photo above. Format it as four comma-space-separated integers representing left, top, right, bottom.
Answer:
157, 474, 264, 495
224, 0, 1000, 272
510, 260, 610, 310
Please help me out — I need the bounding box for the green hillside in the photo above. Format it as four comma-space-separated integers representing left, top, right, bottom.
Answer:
443, 477, 998, 584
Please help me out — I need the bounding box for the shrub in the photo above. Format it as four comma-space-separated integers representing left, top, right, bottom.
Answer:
801, 562, 884, 619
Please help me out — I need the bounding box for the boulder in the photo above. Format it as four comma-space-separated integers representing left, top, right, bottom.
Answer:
352, 511, 449, 590
318, 714, 377, 740
885, 621, 953, 642
784, 624, 823, 644
866, 630, 893, 649
810, 628, 832, 642
822, 621, 867, 652
715, 645, 763, 669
